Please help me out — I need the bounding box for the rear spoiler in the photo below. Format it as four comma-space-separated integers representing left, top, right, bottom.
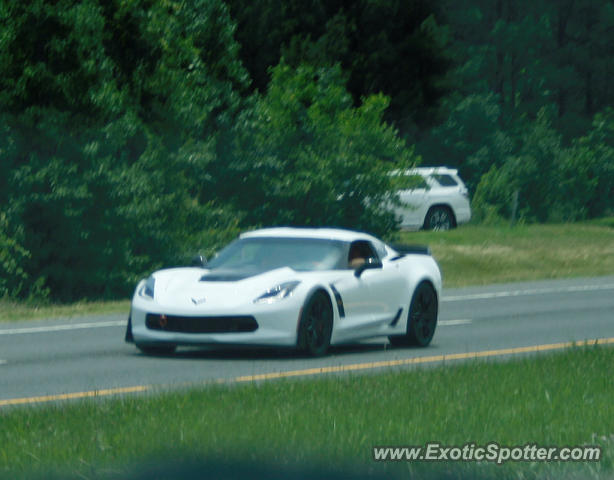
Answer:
390, 244, 431, 256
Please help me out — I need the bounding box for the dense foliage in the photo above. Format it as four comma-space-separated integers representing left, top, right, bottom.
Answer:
225, 0, 451, 134
420, 0, 614, 222
0, 0, 612, 301
0, 0, 250, 299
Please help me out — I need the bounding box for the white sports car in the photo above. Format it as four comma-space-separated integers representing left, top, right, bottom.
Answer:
125, 227, 442, 356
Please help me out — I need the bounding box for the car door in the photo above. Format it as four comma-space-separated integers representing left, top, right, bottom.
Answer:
396, 174, 429, 228
331, 241, 405, 339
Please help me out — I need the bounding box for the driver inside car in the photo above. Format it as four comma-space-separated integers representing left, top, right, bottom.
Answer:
348, 243, 367, 269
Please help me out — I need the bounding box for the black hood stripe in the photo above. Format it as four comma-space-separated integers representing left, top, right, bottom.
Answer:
200, 268, 276, 282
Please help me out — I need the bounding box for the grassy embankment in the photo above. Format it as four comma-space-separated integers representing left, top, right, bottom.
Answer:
1, 218, 613, 323
1, 346, 613, 479
399, 217, 614, 287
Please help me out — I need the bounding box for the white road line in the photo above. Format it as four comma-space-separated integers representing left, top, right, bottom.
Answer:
439, 319, 472, 326
0, 320, 125, 336
442, 283, 614, 302
0, 282, 611, 336
0, 359, 6, 365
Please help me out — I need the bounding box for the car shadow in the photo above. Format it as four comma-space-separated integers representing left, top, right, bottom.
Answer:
136, 339, 395, 361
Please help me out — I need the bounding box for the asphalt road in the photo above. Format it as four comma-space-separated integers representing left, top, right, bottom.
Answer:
1, 276, 613, 406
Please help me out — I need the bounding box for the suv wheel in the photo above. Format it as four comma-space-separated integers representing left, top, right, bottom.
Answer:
424, 206, 454, 231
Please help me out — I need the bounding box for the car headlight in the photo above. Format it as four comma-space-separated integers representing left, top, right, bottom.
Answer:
254, 281, 301, 304
138, 276, 156, 299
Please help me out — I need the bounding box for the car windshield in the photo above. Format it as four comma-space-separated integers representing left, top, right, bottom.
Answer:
207, 236, 346, 273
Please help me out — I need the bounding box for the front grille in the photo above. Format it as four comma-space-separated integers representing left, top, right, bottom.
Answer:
146, 314, 258, 334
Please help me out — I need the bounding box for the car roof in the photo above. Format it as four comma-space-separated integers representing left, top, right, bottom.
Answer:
389, 166, 460, 177
407, 166, 459, 176
240, 227, 379, 244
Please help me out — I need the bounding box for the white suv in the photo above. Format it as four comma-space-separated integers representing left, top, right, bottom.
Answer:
393, 167, 471, 230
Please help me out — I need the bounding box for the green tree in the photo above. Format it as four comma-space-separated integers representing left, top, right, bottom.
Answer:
441, 0, 614, 136
472, 108, 564, 222
417, 93, 514, 191
226, 0, 452, 135
424, 0, 614, 222
227, 63, 417, 236
472, 107, 614, 223
0, 0, 246, 300
563, 109, 614, 218
0, 212, 34, 299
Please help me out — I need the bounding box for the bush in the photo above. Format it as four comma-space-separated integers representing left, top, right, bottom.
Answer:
0, 214, 30, 299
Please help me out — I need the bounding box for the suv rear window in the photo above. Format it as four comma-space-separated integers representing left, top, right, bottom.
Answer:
432, 174, 458, 187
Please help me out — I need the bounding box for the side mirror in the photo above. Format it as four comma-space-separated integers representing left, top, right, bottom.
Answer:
191, 254, 208, 267
354, 258, 383, 277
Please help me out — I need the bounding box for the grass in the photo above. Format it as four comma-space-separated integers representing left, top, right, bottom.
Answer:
0, 299, 130, 324
1, 346, 613, 479
2, 218, 613, 323
398, 218, 614, 287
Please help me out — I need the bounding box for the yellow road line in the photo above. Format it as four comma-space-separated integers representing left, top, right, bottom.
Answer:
0, 385, 149, 407
233, 337, 614, 382
2, 337, 613, 407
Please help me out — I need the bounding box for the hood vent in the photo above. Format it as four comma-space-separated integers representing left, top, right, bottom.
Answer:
199, 268, 265, 282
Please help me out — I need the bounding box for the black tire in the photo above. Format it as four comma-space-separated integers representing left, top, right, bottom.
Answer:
124, 313, 134, 343
297, 291, 333, 357
388, 282, 438, 347
136, 343, 177, 356
424, 206, 455, 231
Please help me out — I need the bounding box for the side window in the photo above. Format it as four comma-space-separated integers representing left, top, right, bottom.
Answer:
392, 174, 428, 190
432, 174, 458, 187
372, 239, 388, 259
347, 240, 379, 268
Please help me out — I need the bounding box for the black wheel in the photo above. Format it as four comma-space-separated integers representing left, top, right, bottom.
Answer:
124, 314, 134, 343
388, 282, 438, 347
424, 206, 454, 231
297, 291, 333, 357
135, 343, 177, 356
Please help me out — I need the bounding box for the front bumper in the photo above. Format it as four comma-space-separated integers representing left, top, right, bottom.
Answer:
130, 294, 304, 347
